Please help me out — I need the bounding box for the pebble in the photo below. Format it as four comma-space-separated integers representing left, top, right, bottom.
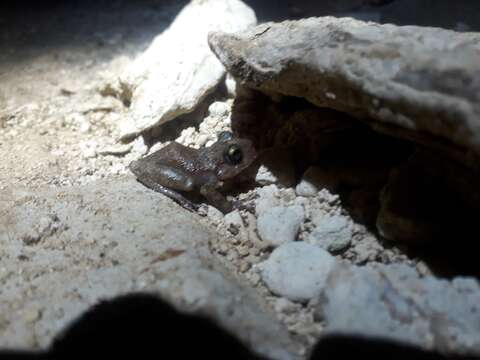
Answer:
197, 134, 208, 147
307, 215, 352, 252
238, 246, 250, 257
224, 210, 243, 229
79, 141, 97, 159
257, 205, 305, 247
239, 262, 251, 273
206, 205, 224, 225
258, 242, 336, 302
208, 101, 230, 118
255, 185, 281, 215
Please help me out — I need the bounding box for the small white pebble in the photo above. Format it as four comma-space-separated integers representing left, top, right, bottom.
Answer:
325, 92, 336, 100
257, 205, 305, 247
208, 101, 230, 118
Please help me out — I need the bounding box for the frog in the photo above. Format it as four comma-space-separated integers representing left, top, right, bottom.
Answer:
129, 131, 257, 214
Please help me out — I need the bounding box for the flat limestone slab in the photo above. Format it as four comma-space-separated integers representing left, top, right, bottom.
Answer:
209, 17, 480, 157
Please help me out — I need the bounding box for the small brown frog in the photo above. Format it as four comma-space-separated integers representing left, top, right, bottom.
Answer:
129, 131, 257, 214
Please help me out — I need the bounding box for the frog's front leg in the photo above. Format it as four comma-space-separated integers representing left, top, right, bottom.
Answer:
131, 163, 199, 212
140, 178, 199, 212
199, 183, 232, 214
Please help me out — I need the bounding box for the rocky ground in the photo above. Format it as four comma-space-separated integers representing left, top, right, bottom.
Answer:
1, 1, 480, 359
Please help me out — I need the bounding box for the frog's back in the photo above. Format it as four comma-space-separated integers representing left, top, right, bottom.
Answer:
143, 142, 197, 166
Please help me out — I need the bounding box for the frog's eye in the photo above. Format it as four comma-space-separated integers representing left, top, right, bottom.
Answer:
218, 131, 234, 143
223, 144, 243, 165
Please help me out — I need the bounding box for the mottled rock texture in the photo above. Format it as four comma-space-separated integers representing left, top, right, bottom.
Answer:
0, 178, 298, 360
209, 17, 480, 167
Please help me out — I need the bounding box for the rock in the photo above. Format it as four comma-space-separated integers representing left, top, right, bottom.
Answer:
206, 205, 224, 224
257, 205, 305, 247
255, 148, 296, 188
224, 209, 245, 236
258, 242, 336, 302
317, 263, 480, 355
209, 17, 480, 164
0, 178, 299, 360
224, 209, 244, 229
295, 167, 337, 197
306, 215, 352, 252
116, 0, 256, 141
255, 185, 281, 215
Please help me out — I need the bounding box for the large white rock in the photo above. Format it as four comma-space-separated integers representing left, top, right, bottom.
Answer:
258, 242, 337, 302
117, 0, 256, 141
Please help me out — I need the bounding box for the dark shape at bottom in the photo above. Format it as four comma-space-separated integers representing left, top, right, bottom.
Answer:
309, 334, 478, 360
0, 293, 478, 360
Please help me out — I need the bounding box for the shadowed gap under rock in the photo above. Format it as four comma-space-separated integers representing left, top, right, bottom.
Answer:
229, 89, 480, 278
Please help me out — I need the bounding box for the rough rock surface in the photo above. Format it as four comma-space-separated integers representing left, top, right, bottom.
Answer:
318, 263, 480, 355
258, 242, 337, 302
306, 215, 352, 252
208, 17, 480, 160
115, 0, 256, 141
0, 178, 298, 360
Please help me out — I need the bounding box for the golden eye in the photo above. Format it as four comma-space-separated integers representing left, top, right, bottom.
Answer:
223, 144, 243, 165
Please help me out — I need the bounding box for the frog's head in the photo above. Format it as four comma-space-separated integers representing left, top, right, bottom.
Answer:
214, 131, 257, 181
